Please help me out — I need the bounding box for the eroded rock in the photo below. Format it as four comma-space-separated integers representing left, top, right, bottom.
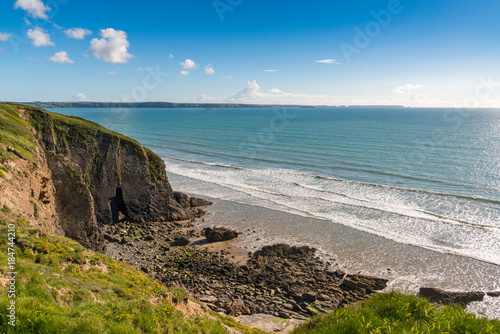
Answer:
419, 287, 485, 305
203, 227, 239, 242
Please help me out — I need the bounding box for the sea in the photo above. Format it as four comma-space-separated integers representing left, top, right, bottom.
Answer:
51, 107, 500, 318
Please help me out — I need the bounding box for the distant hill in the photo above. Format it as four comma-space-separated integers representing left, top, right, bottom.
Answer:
20, 101, 406, 109
24, 101, 301, 109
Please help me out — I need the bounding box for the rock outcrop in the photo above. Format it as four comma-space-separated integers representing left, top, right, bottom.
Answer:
1, 104, 198, 250
419, 287, 485, 306
203, 227, 239, 242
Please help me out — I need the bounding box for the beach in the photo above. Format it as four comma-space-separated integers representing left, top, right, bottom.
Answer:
50, 107, 500, 320
172, 182, 500, 320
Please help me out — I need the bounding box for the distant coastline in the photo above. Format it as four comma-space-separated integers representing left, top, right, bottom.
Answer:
16, 101, 406, 109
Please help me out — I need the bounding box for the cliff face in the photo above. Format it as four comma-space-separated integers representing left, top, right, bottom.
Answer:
0, 104, 201, 250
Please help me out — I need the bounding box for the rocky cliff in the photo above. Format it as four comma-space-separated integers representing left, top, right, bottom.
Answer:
0, 103, 208, 250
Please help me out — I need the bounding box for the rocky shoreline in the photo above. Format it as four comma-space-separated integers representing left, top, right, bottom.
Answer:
101, 201, 500, 327
102, 206, 389, 321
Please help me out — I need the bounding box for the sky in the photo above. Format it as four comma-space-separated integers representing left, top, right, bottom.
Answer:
0, 0, 500, 107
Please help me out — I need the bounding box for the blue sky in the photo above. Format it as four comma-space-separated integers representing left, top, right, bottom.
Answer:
1, 0, 499, 106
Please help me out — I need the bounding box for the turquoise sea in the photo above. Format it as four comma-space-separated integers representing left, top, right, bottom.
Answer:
52, 106, 500, 317
53, 107, 500, 266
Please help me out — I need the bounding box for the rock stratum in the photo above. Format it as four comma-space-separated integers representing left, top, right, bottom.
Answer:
0, 103, 205, 250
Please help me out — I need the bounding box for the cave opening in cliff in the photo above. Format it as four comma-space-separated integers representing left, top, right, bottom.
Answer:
109, 187, 129, 223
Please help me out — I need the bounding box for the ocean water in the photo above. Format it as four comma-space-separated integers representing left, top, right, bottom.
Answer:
52, 106, 500, 317
52, 107, 500, 265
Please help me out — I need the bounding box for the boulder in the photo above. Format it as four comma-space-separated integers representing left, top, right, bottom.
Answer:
203, 227, 239, 242
190, 197, 213, 207
170, 236, 191, 246
419, 287, 485, 305
342, 274, 388, 292
173, 191, 190, 208
252, 244, 316, 259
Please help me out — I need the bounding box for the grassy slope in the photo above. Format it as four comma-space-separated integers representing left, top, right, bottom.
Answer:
292, 291, 500, 334
0, 104, 38, 162
0, 212, 265, 334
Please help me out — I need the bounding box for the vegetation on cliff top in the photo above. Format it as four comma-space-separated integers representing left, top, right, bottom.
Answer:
0, 104, 38, 162
0, 103, 167, 186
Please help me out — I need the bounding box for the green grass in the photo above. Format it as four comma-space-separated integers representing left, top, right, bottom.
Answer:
292, 291, 500, 334
0, 104, 38, 161
209, 311, 266, 334
1, 205, 9, 214
0, 214, 259, 333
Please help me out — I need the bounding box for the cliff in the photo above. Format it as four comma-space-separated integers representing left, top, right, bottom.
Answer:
0, 103, 207, 250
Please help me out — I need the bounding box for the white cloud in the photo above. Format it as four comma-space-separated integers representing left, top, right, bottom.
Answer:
0, 33, 11, 42
180, 70, 189, 76
27, 27, 54, 47
204, 64, 215, 75
14, 0, 51, 20
193, 80, 339, 105
64, 28, 92, 39
316, 59, 339, 64
169, 54, 174, 58
181, 59, 197, 70
393, 83, 422, 94
49, 51, 73, 64
89, 28, 133, 63
108, 71, 120, 75
74, 93, 89, 101
264, 69, 277, 72
138, 66, 155, 71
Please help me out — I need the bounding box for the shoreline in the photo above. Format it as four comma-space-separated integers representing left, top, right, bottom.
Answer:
99, 193, 500, 327
186, 195, 500, 320
100, 204, 396, 332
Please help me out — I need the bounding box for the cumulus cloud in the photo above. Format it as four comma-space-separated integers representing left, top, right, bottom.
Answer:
0, 33, 11, 42
169, 54, 174, 58
64, 28, 92, 39
89, 28, 133, 63
181, 59, 197, 70
14, 0, 51, 20
108, 71, 120, 75
49, 51, 73, 64
74, 93, 89, 101
193, 80, 338, 105
392, 83, 422, 94
27, 27, 54, 47
316, 59, 339, 64
180, 70, 189, 76
204, 64, 215, 75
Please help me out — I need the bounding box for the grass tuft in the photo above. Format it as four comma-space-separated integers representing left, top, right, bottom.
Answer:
292, 291, 500, 334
